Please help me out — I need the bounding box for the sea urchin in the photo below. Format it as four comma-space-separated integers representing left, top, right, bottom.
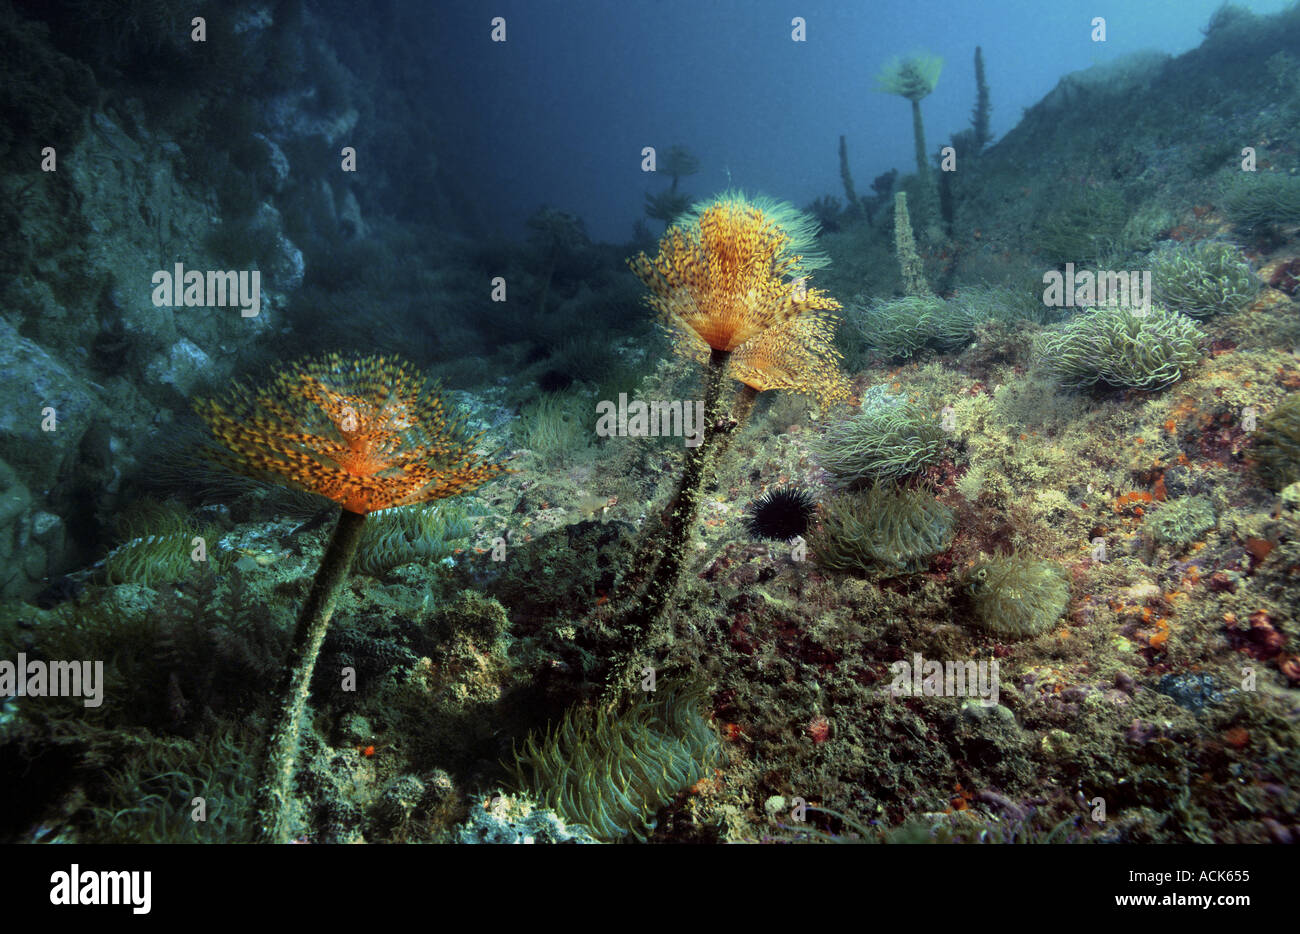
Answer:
744, 484, 819, 541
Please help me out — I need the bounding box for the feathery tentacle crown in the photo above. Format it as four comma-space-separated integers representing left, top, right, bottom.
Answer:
195, 353, 506, 514
874, 53, 944, 102
628, 197, 852, 408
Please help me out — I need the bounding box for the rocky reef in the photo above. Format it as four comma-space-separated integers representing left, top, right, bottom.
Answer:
1, 1, 1299, 849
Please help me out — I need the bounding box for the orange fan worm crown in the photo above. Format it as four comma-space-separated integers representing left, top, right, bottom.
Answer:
628, 199, 852, 409
194, 353, 508, 514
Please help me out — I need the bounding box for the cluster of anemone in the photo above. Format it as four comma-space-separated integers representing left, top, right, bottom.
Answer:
949, 283, 1052, 326
1035, 187, 1130, 267
857, 286, 1041, 360
1149, 241, 1259, 319
1221, 173, 1300, 231
510, 684, 721, 842
859, 296, 948, 359
1038, 305, 1205, 391
812, 482, 955, 575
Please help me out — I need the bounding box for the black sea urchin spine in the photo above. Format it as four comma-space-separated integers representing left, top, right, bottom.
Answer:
744, 484, 818, 541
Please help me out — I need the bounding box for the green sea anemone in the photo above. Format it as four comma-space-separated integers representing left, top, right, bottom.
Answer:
964, 554, 1069, 639
1221, 173, 1300, 231
510, 684, 721, 842
813, 482, 955, 575
85, 728, 257, 843
1148, 495, 1216, 549
859, 296, 947, 359
948, 283, 1046, 327
1120, 205, 1179, 253
516, 392, 592, 462
814, 393, 947, 483
103, 525, 221, 586
353, 502, 474, 577
1039, 305, 1205, 391
1150, 241, 1258, 319
1036, 188, 1130, 267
